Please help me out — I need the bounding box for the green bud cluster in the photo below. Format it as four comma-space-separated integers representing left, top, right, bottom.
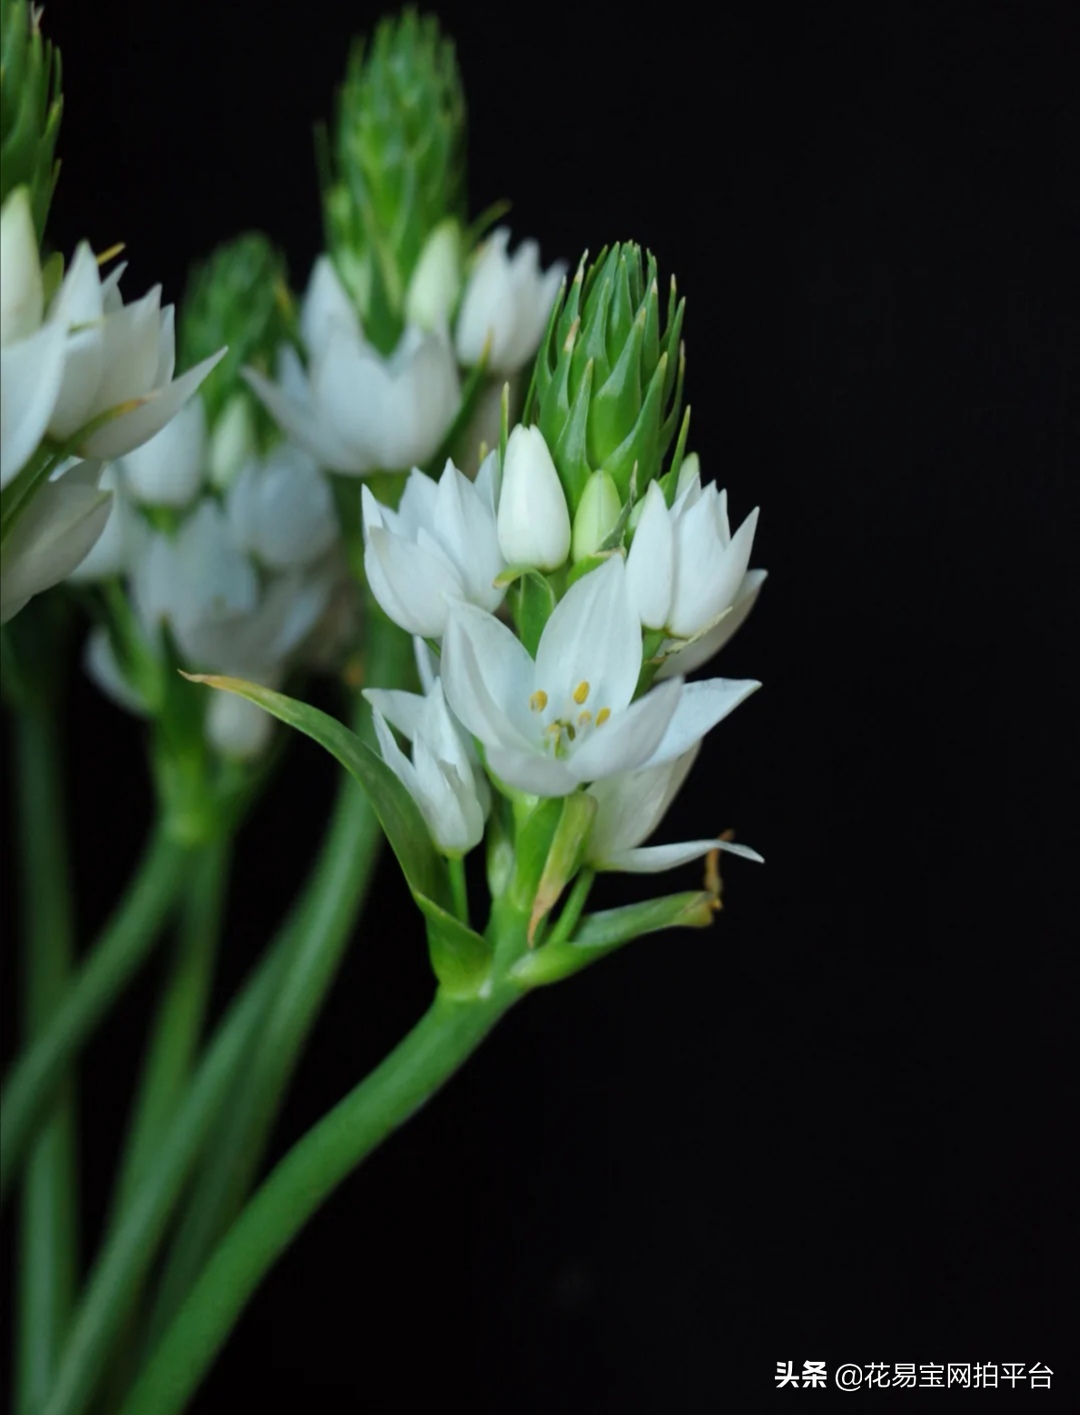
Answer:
320, 8, 466, 355
178, 232, 296, 473
527, 243, 686, 517
0, 0, 62, 241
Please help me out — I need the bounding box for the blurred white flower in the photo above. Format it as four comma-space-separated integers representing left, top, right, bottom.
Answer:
455, 228, 565, 376
245, 257, 460, 475
119, 396, 206, 507
66, 463, 149, 582
226, 444, 337, 570
404, 220, 463, 331
0, 459, 111, 622
362, 451, 504, 638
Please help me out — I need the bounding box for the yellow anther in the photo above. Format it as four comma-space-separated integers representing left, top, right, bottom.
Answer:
530, 690, 549, 712
577, 710, 592, 727
595, 707, 611, 726
573, 680, 590, 705
547, 722, 562, 738
95, 241, 126, 266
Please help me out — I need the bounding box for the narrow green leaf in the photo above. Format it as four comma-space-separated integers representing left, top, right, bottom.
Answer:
415, 898, 493, 998
528, 792, 597, 943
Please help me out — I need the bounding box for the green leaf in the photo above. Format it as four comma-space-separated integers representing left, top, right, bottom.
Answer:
184, 676, 449, 910
415, 897, 493, 999
510, 571, 557, 658
512, 891, 716, 987
508, 797, 563, 913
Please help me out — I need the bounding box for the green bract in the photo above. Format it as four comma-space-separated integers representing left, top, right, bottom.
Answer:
178, 232, 295, 449
0, 0, 62, 242
320, 8, 466, 354
527, 244, 686, 515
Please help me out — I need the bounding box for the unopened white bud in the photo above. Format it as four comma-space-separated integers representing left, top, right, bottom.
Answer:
404, 219, 462, 331
496, 425, 571, 571
571, 469, 622, 562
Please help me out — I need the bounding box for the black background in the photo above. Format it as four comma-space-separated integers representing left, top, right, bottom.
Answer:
3, 1, 1077, 1410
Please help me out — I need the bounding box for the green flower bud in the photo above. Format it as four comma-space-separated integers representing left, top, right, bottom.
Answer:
570, 469, 621, 562
527, 243, 685, 516
0, 0, 63, 242
320, 9, 466, 353
177, 231, 295, 446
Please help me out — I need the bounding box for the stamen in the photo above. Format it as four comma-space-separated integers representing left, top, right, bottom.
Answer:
595, 707, 611, 726
573, 680, 590, 705
530, 690, 549, 712
577, 710, 592, 726
566, 723, 577, 742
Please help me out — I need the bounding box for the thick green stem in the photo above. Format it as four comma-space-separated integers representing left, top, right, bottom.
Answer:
107, 837, 231, 1223
147, 613, 413, 1339
12, 699, 78, 1415
119, 987, 518, 1415
1, 827, 190, 1203
38, 937, 291, 1415
448, 855, 470, 926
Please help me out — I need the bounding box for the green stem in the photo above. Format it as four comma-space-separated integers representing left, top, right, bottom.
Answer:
106, 837, 231, 1224
119, 987, 519, 1415
12, 698, 78, 1415
448, 855, 470, 926
1, 827, 190, 1204
147, 613, 414, 1340
543, 867, 594, 951
38, 936, 291, 1415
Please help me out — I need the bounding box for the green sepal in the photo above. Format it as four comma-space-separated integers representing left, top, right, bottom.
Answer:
588, 308, 645, 468
507, 796, 562, 913
526, 792, 597, 945
185, 676, 451, 912
605, 350, 667, 500
511, 891, 716, 987
552, 356, 594, 514
416, 896, 493, 999
509, 571, 557, 657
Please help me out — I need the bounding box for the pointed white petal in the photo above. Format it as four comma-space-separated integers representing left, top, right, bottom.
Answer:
363, 687, 428, 742
242, 365, 360, 473
0, 322, 67, 486
569, 676, 682, 783
646, 677, 761, 766
484, 744, 578, 798
441, 603, 536, 751
587, 747, 700, 859
656, 570, 767, 679
80, 350, 225, 460
600, 838, 764, 873
626, 481, 674, 629
365, 525, 462, 638
535, 555, 640, 714
0, 189, 43, 343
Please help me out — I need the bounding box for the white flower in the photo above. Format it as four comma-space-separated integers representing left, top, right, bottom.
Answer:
362, 452, 504, 638
226, 444, 338, 570
587, 748, 763, 873
496, 425, 571, 571
205, 691, 275, 761
455, 228, 565, 376
132, 500, 258, 639
626, 462, 766, 677
0, 460, 111, 622
0, 187, 224, 486
441, 555, 759, 797
119, 396, 206, 507
366, 677, 487, 856
245, 257, 460, 475
66, 464, 149, 582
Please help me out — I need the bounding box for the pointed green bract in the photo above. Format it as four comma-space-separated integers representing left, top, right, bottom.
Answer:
177, 232, 296, 450
527, 243, 685, 514
0, 0, 62, 242
320, 8, 466, 354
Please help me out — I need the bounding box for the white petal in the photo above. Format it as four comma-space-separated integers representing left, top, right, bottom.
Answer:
121, 395, 206, 506
587, 747, 699, 859
0, 322, 67, 487
626, 481, 674, 630
363, 687, 428, 742
0, 472, 111, 622
80, 350, 225, 461
301, 255, 361, 353
206, 691, 274, 760
0, 190, 43, 344
441, 603, 536, 751
365, 525, 462, 638
484, 744, 578, 798
569, 677, 683, 783
535, 555, 640, 715
84, 626, 149, 716
242, 365, 360, 473
645, 677, 761, 766
497, 424, 570, 570
601, 838, 764, 873
657, 569, 767, 679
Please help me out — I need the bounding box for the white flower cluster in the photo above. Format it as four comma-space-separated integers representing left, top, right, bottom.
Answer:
359, 426, 766, 869
245, 227, 565, 477
0, 189, 223, 622
72, 405, 344, 759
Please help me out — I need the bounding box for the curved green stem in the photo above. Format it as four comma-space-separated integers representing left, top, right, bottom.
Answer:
119, 987, 519, 1415
1, 827, 190, 1203
38, 936, 290, 1415
147, 612, 414, 1339
107, 836, 231, 1224
12, 698, 77, 1415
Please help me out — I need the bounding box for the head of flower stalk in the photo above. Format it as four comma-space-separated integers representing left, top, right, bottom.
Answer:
178, 231, 295, 484
319, 9, 466, 354
526, 242, 686, 516
0, 0, 62, 241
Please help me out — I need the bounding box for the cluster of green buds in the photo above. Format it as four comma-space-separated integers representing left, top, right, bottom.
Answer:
319, 7, 467, 354
177, 232, 297, 486
525, 242, 687, 560
0, 0, 62, 240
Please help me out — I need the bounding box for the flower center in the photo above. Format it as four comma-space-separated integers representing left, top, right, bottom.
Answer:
530, 680, 611, 757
